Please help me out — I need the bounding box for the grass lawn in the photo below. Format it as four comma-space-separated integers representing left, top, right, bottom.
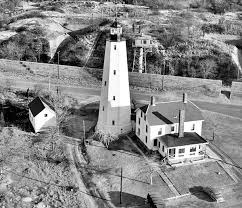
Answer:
86, 137, 174, 206
202, 110, 242, 167
165, 161, 234, 195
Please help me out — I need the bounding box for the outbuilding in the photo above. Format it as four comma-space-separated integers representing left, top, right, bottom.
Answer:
28, 97, 56, 133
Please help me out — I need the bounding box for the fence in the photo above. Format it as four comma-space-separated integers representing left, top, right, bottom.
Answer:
0, 59, 222, 97
87, 68, 222, 97
230, 81, 242, 104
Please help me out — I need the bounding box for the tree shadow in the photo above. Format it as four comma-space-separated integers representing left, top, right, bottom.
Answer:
189, 186, 215, 202
109, 191, 146, 207
2, 100, 33, 132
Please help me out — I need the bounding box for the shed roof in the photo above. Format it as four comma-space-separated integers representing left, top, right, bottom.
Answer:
158, 132, 208, 148
28, 97, 45, 117
28, 97, 55, 117
139, 100, 203, 126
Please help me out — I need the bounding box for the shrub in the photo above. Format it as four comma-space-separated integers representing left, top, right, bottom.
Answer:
201, 23, 225, 34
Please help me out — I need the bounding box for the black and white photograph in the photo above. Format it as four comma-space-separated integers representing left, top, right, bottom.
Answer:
0, 0, 242, 207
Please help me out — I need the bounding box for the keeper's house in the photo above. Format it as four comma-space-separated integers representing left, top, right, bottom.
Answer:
135, 94, 208, 164
28, 97, 56, 133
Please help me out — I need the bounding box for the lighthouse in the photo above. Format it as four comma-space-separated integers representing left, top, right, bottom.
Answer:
96, 20, 132, 136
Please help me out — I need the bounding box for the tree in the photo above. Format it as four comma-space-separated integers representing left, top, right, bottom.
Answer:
198, 59, 218, 79
92, 130, 117, 149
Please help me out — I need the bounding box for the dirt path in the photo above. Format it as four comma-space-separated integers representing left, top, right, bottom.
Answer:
66, 143, 98, 208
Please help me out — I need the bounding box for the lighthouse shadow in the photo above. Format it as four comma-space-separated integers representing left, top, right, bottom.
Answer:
108, 136, 141, 156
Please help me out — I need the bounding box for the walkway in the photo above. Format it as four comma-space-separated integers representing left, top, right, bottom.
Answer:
66, 142, 97, 208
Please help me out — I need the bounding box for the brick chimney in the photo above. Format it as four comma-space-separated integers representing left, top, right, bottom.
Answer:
150, 96, 155, 106
183, 93, 187, 104
178, 109, 185, 138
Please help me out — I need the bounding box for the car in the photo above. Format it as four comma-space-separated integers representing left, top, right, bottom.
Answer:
202, 186, 225, 203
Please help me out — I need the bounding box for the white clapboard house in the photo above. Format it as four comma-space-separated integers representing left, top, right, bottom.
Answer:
28, 97, 56, 133
135, 94, 208, 164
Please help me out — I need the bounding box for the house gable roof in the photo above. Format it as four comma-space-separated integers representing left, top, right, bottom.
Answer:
158, 132, 208, 148
28, 97, 55, 117
28, 97, 45, 117
140, 100, 203, 126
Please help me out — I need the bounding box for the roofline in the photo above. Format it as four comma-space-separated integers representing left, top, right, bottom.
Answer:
152, 100, 182, 105
165, 141, 209, 148
146, 104, 150, 114
149, 120, 204, 127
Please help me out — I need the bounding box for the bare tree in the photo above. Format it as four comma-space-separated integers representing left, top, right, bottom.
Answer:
91, 130, 117, 149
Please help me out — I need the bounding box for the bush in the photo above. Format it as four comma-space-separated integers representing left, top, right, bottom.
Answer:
201, 23, 225, 34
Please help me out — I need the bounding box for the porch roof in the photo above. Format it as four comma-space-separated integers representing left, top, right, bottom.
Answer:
158, 132, 208, 148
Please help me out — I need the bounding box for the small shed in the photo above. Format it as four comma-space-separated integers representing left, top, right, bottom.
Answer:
28, 97, 56, 133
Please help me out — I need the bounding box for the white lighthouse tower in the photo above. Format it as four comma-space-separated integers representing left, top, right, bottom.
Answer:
96, 20, 132, 136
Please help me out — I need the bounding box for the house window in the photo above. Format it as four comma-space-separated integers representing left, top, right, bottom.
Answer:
44, 114, 47, 117
191, 124, 195, 131
112, 120, 115, 125
154, 139, 157, 146
113, 96, 115, 100
150, 40, 152, 44
104, 81, 107, 86
162, 145, 164, 152
141, 111, 143, 118
114, 45, 116, 50
143, 40, 147, 44
144, 115, 146, 121
158, 142, 160, 148
179, 148, 185, 154
146, 125, 148, 133
138, 118, 140, 125
158, 128, 162, 135
190, 146, 196, 152
171, 126, 175, 132
114, 70, 116, 75
168, 148, 176, 157
138, 128, 140, 135
145, 136, 147, 143
103, 106, 104, 111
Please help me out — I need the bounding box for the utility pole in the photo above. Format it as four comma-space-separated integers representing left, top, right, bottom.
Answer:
83, 120, 86, 145
57, 51, 60, 80
120, 167, 123, 204
57, 51, 60, 96
150, 172, 153, 185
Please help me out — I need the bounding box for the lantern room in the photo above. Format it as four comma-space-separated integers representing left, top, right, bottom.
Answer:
110, 19, 122, 41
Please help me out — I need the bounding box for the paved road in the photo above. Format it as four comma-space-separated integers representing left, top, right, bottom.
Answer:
2, 78, 242, 119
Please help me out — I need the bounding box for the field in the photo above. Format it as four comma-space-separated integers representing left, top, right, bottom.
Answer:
85, 137, 175, 207
202, 110, 242, 167
165, 162, 234, 195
